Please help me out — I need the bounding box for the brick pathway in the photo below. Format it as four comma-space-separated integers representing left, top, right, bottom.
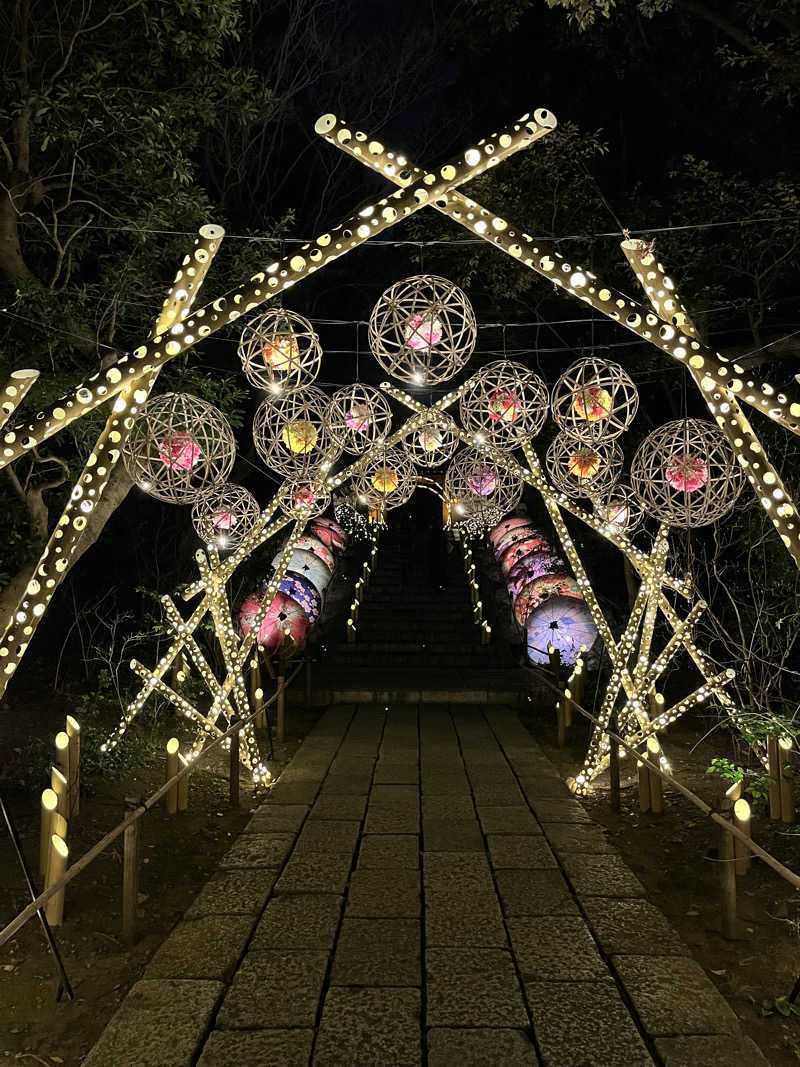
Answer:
84, 704, 767, 1067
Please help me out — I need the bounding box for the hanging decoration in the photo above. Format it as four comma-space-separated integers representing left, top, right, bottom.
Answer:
526, 595, 598, 666
239, 590, 309, 654
593, 484, 644, 535
514, 573, 581, 627
275, 572, 323, 624
191, 483, 261, 551
402, 414, 460, 468
276, 479, 332, 521
445, 448, 523, 530
253, 386, 337, 478
550, 357, 638, 442
354, 446, 417, 511
546, 431, 622, 499
334, 492, 374, 539
328, 383, 393, 454
238, 308, 322, 394
459, 360, 549, 446
507, 550, 564, 600
309, 516, 349, 554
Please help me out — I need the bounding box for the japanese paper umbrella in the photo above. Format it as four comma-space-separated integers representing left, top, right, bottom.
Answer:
278, 571, 323, 623
492, 522, 541, 560
309, 516, 348, 553
514, 573, 581, 627
526, 595, 597, 667
499, 535, 550, 577
293, 534, 336, 571
272, 548, 332, 595
507, 550, 564, 599
238, 590, 309, 654
489, 515, 532, 552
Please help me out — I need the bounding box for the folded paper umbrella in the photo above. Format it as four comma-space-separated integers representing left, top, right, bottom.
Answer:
514, 573, 581, 627
489, 514, 532, 552
239, 591, 309, 654
499, 536, 550, 578
493, 523, 545, 561
278, 571, 323, 623
309, 516, 348, 554
272, 548, 332, 596
526, 595, 598, 667
272, 535, 335, 574
506, 550, 564, 600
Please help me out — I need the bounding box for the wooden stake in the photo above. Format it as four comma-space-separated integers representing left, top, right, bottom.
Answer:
563, 686, 573, 729
732, 797, 752, 877
55, 732, 70, 813
177, 753, 189, 812
556, 687, 566, 749
718, 792, 737, 939
277, 674, 286, 743
39, 789, 58, 879
647, 736, 664, 814
51, 766, 68, 820
65, 715, 80, 816
45, 835, 68, 927
638, 761, 651, 813
609, 710, 620, 813
165, 737, 179, 815
122, 809, 139, 944
229, 719, 240, 808
768, 735, 781, 820
779, 737, 794, 824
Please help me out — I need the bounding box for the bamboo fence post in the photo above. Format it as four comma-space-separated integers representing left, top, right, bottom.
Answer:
609, 710, 621, 813
638, 761, 651, 812
779, 737, 795, 823
177, 754, 189, 812
277, 675, 286, 743
51, 767, 68, 820
54, 732, 70, 813
122, 801, 139, 944
165, 738, 180, 815
733, 797, 752, 877
229, 719, 240, 808
647, 736, 664, 814
39, 790, 58, 880
719, 790, 738, 939
563, 686, 573, 729
65, 716, 80, 817
556, 684, 566, 749
767, 735, 781, 819
45, 835, 68, 927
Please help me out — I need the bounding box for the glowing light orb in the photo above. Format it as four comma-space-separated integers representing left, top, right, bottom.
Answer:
281, 419, 318, 454
158, 433, 201, 471
573, 385, 612, 423
404, 312, 443, 350
665, 453, 709, 493
372, 466, 399, 494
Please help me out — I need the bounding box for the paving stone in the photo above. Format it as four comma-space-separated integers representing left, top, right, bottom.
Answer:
581, 898, 689, 956
525, 980, 653, 1066
426, 948, 528, 1027
374, 761, 419, 784
516, 775, 573, 799
365, 806, 420, 833
218, 832, 295, 870
423, 852, 494, 890
358, 833, 420, 868
423, 818, 484, 851
420, 775, 472, 795
426, 893, 507, 948
612, 955, 742, 1036
314, 987, 421, 1066
267, 780, 320, 805
545, 822, 615, 854
371, 784, 419, 807
427, 1028, 538, 1066
477, 805, 541, 834
82, 979, 224, 1067
507, 916, 610, 981
293, 819, 360, 855
197, 1029, 314, 1066
308, 793, 367, 820
185, 869, 278, 918
471, 788, 525, 806
346, 868, 421, 917
275, 852, 352, 893
244, 803, 309, 834
531, 798, 592, 823
331, 917, 421, 985
495, 869, 578, 917
322, 773, 373, 795
561, 853, 647, 898
216, 950, 328, 1028
655, 1035, 771, 1066
251, 893, 342, 950
422, 795, 474, 819
487, 834, 557, 869
146, 916, 253, 982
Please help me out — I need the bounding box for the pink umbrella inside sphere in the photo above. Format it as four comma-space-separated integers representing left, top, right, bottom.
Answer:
404, 312, 443, 350
158, 433, 201, 471
665, 453, 708, 493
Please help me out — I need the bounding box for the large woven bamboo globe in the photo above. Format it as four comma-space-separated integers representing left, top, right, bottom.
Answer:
328, 383, 393, 455
459, 360, 549, 446
238, 308, 321, 394
276, 479, 332, 521
354, 446, 416, 510
551, 356, 639, 442
546, 430, 622, 500
445, 448, 523, 524
253, 386, 337, 478
368, 274, 477, 385
123, 392, 236, 504
191, 483, 261, 550
593, 484, 644, 535
402, 414, 460, 468
631, 418, 743, 527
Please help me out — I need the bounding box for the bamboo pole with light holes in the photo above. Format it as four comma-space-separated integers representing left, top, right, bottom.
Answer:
0, 369, 39, 433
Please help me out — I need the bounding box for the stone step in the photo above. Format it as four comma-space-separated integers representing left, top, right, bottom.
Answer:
328, 640, 496, 655
324, 653, 500, 668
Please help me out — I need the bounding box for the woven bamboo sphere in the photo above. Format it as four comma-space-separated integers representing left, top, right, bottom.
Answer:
192, 483, 261, 550
123, 392, 236, 504
276, 479, 332, 520
630, 418, 743, 528
592, 483, 644, 535
368, 274, 477, 385
253, 386, 337, 478
238, 308, 321, 394
551, 356, 639, 442
402, 414, 460, 468
328, 383, 393, 455
546, 430, 623, 499
445, 448, 523, 526
459, 360, 549, 446
354, 446, 417, 511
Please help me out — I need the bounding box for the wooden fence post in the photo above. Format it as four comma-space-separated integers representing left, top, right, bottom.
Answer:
779, 737, 795, 824
39, 789, 58, 879
732, 798, 752, 877
768, 735, 781, 820
45, 835, 68, 927
647, 736, 664, 814
177, 754, 189, 812
165, 738, 179, 815
55, 732, 70, 814
122, 804, 139, 944
719, 788, 738, 939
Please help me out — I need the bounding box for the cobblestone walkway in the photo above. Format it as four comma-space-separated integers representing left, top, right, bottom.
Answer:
85, 704, 767, 1066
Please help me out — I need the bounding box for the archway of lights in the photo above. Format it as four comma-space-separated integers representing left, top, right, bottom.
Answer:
1, 106, 798, 790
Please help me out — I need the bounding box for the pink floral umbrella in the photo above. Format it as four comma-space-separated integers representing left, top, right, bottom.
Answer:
238, 590, 309, 654
506, 550, 564, 599
309, 517, 348, 554
489, 515, 531, 552
514, 572, 581, 627
499, 536, 550, 577
494, 524, 547, 561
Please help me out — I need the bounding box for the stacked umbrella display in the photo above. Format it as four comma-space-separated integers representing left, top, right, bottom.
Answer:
238, 516, 349, 655
489, 512, 598, 667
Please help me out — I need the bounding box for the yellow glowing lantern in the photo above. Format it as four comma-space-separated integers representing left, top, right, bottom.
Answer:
372, 466, 399, 494
573, 385, 612, 423
281, 419, 318, 454
568, 447, 601, 480
264, 333, 301, 372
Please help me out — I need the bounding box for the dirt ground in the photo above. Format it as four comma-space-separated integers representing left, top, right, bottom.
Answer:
523, 704, 800, 1066
0, 697, 321, 1067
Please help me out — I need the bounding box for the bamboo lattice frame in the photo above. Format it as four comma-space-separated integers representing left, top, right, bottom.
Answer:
328, 383, 393, 455
191, 483, 262, 550
458, 359, 549, 446
550, 356, 639, 443
546, 431, 623, 501
238, 308, 322, 394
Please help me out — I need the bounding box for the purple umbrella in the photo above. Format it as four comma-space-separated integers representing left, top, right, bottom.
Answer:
506, 550, 564, 599
278, 571, 323, 623
526, 595, 598, 667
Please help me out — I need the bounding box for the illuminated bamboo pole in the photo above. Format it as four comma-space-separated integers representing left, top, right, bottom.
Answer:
45, 835, 68, 927
39, 789, 58, 879
128, 659, 225, 739
647, 736, 664, 813
177, 753, 190, 811
732, 797, 752, 876
632, 529, 669, 687
621, 239, 800, 568
779, 737, 795, 823
768, 735, 782, 818
165, 738, 180, 814
2, 110, 556, 469
66, 715, 80, 817
181, 503, 287, 600
54, 732, 70, 810
0, 226, 226, 697
318, 115, 800, 440
0, 369, 39, 433
51, 767, 68, 820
